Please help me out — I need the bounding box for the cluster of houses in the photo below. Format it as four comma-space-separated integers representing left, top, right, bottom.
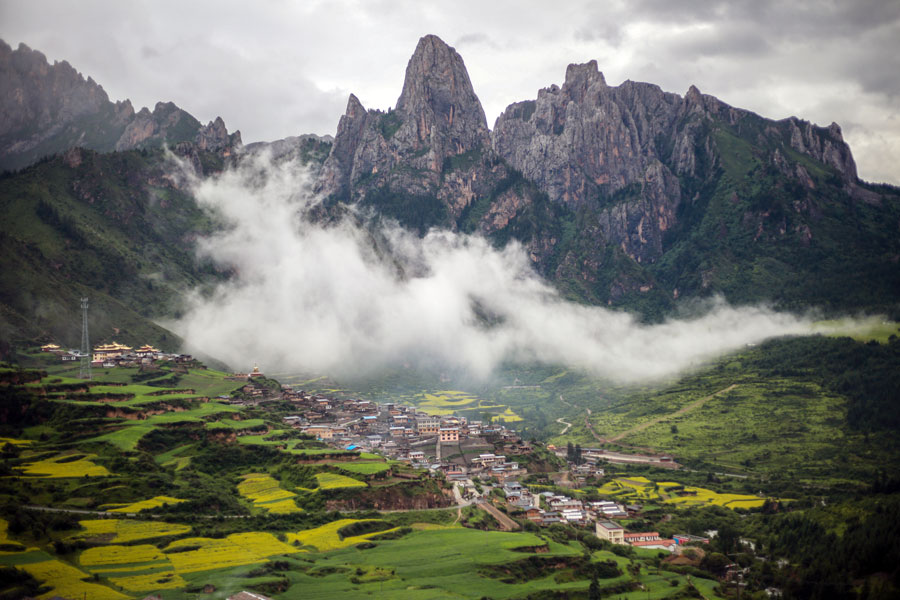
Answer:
40, 342, 196, 369
517, 494, 631, 527
595, 520, 710, 552
279, 391, 524, 466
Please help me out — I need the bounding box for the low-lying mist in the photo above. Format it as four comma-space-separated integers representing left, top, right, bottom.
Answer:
170, 153, 830, 384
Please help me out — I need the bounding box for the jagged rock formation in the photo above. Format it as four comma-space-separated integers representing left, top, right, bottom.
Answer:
318, 35, 493, 212
317, 35, 898, 314
194, 116, 243, 153
0, 40, 240, 172
1, 35, 896, 320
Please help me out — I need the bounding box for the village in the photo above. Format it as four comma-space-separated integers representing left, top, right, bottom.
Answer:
39, 341, 713, 558
262, 373, 709, 557
41, 341, 199, 369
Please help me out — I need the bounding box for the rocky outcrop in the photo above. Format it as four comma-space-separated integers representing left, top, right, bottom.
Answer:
785, 117, 857, 181
491, 61, 690, 263
114, 101, 201, 150
0, 41, 129, 138
490, 60, 861, 264
317, 35, 491, 205
492, 60, 685, 207
194, 116, 242, 153
0, 39, 239, 172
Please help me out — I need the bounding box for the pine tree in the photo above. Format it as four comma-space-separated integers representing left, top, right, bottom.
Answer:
589, 574, 602, 600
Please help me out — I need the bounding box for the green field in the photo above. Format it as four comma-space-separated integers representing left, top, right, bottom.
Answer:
90, 401, 241, 450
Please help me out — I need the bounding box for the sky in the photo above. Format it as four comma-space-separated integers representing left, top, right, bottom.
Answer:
2, 0, 898, 185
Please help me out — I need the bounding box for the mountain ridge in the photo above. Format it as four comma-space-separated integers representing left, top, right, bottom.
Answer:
1, 34, 899, 353
314, 34, 898, 316
0, 39, 242, 172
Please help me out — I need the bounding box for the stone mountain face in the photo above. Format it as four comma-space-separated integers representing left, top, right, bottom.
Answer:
317, 35, 492, 212
1, 35, 896, 321
318, 35, 899, 315
0, 40, 241, 172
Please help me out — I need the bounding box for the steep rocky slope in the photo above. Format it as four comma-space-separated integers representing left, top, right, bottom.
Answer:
318, 35, 900, 317
0, 40, 241, 172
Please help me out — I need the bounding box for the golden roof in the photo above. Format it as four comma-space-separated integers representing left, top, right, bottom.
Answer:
93, 341, 132, 352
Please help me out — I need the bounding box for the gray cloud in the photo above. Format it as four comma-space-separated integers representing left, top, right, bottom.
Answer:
454, 33, 494, 47
1, 0, 897, 182
169, 153, 842, 382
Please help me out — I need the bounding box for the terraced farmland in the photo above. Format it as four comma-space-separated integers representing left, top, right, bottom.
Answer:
15, 452, 110, 478
101, 496, 186, 513
238, 473, 302, 514
597, 476, 770, 509
74, 519, 191, 543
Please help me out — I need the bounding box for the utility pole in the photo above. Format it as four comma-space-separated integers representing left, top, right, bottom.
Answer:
78, 297, 91, 380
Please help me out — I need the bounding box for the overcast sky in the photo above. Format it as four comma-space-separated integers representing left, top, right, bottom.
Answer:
2, 0, 898, 184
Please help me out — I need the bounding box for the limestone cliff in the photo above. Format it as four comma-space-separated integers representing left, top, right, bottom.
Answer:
316, 35, 890, 313
318, 35, 492, 211
0, 39, 240, 172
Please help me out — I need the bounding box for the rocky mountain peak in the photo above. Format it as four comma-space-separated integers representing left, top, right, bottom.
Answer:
563, 60, 607, 100
195, 116, 242, 152
317, 35, 492, 203
394, 34, 489, 153
345, 93, 366, 119
0, 38, 224, 172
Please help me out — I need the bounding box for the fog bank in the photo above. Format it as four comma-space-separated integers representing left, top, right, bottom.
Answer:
171, 154, 826, 383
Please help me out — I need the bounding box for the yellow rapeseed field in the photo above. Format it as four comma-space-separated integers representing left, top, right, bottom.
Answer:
261, 498, 304, 514
104, 495, 186, 513
239, 474, 295, 502
22, 559, 130, 600
109, 570, 186, 592
80, 543, 167, 566
286, 519, 400, 552
164, 531, 299, 574
15, 453, 109, 478
314, 472, 366, 490
597, 477, 766, 509
76, 519, 191, 543
492, 407, 523, 422
0, 436, 32, 446
238, 473, 302, 513
0, 518, 29, 554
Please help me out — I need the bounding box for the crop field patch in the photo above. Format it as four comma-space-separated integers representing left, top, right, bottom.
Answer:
0, 436, 33, 446
286, 519, 400, 552
0, 518, 30, 554
109, 570, 186, 591
15, 452, 110, 478
238, 473, 302, 513
90, 401, 241, 450
314, 472, 367, 490
284, 527, 600, 598
597, 477, 768, 509
102, 495, 186, 513
22, 559, 130, 600
205, 417, 266, 430
163, 532, 300, 573
80, 543, 167, 566
75, 519, 191, 543
334, 461, 391, 475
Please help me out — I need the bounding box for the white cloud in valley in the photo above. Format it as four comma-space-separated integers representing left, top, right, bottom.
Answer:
170, 154, 829, 383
